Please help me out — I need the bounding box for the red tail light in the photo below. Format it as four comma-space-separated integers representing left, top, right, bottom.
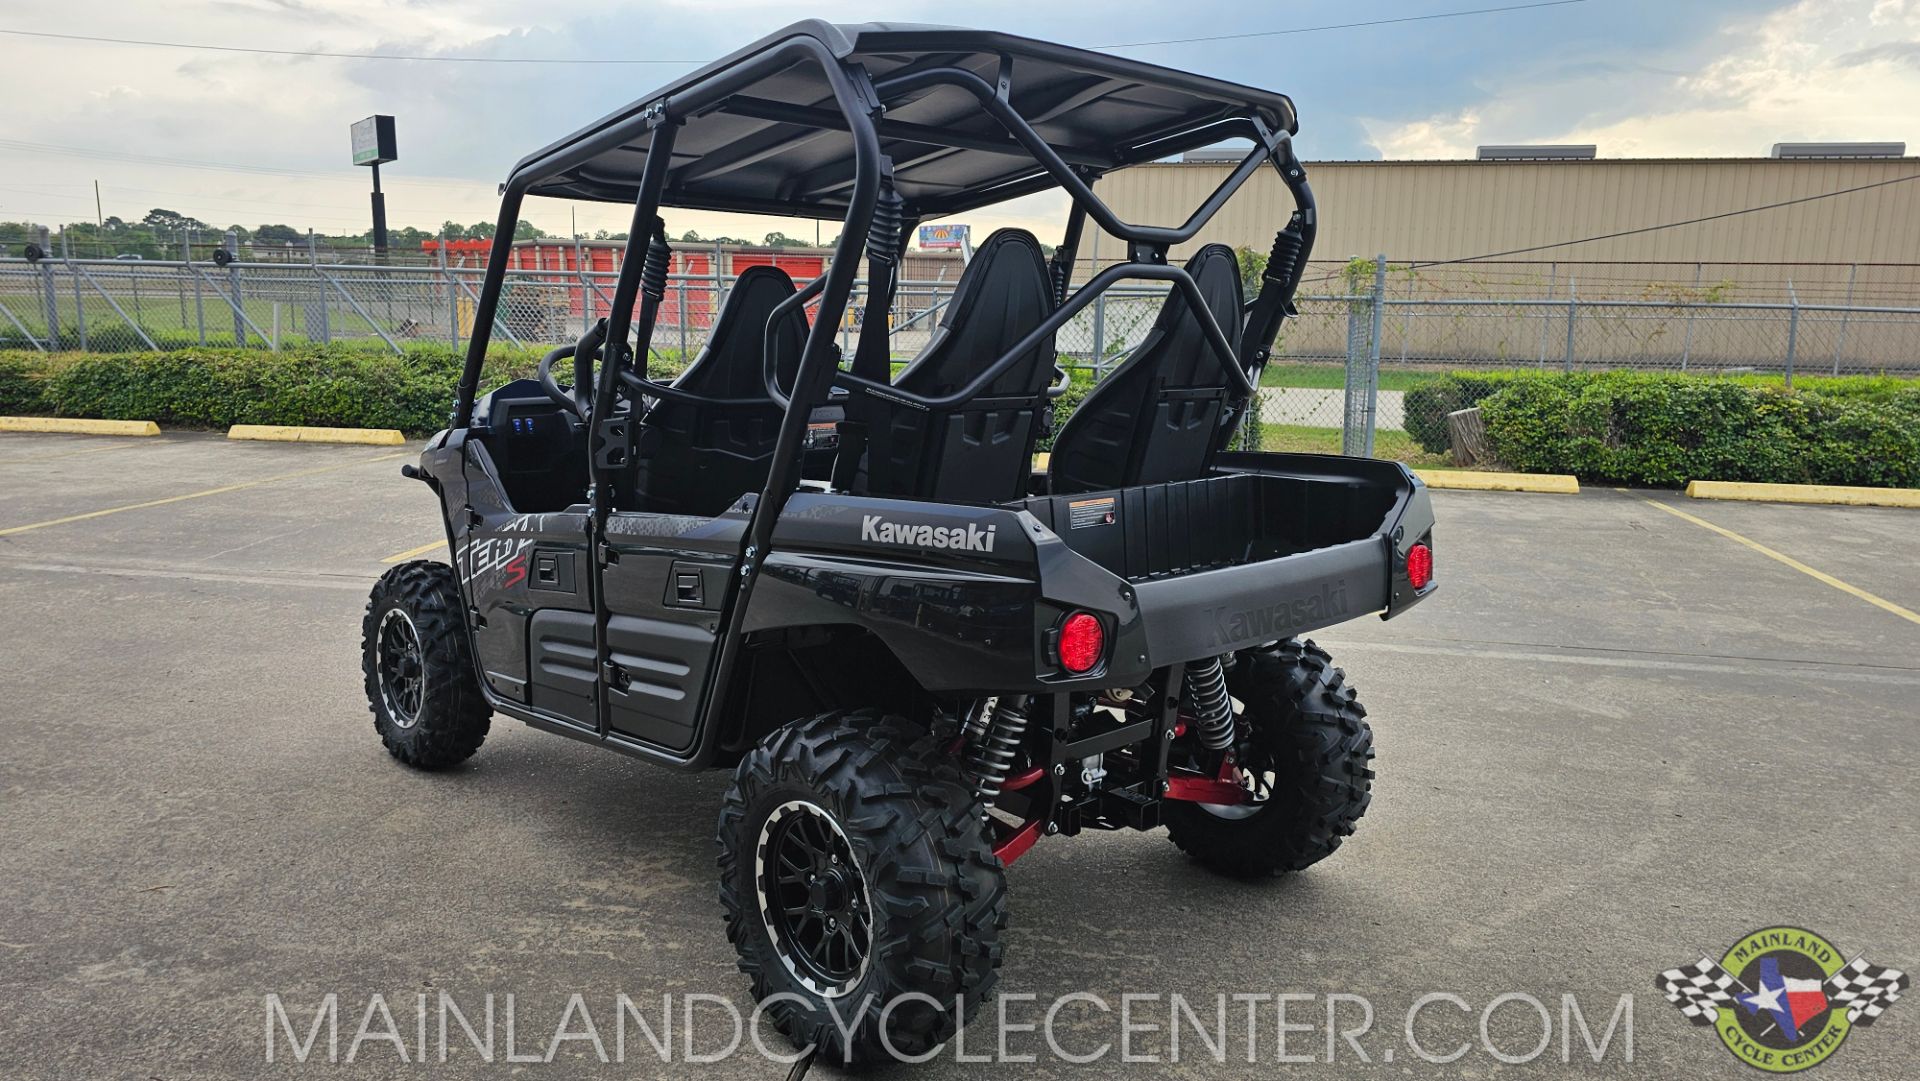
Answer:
1057, 612, 1105, 674
1406, 542, 1433, 590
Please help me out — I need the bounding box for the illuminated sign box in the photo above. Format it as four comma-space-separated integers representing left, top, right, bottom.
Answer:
351, 116, 398, 167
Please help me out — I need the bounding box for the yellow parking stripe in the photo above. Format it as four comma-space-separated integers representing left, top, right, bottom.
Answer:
0, 453, 408, 537
1639, 497, 1920, 628
381, 539, 448, 564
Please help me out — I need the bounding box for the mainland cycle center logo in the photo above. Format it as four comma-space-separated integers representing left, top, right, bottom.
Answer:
1657, 926, 1907, 1072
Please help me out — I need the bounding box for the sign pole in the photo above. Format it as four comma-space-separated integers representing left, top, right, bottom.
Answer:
350, 115, 398, 264
370, 162, 389, 263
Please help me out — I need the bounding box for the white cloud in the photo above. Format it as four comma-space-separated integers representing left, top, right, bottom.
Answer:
1359, 0, 1920, 159
1360, 111, 1482, 160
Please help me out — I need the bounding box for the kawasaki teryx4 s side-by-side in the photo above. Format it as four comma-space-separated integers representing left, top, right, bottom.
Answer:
361, 21, 1435, 1064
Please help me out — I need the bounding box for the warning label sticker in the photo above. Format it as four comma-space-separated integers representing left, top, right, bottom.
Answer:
1067, 496, 1117, 530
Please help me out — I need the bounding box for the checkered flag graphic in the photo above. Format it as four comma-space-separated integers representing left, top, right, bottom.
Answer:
1658, 957, 1740, 1025
1825, 959, 1908, 1025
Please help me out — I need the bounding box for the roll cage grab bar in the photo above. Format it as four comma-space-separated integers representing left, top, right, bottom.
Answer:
455, 42, 1324, 494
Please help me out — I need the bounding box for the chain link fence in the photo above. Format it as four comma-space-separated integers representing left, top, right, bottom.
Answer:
5, 254, 1918, 462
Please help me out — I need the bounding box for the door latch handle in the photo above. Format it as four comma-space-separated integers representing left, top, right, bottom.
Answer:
674, 572, 703, 605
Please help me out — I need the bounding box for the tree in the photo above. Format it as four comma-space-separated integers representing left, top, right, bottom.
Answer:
141, 208, 208, 232
512, 219, 546, 241
1235, 245, 1268, 301
680, 229, 703, 242
441, 221, 468, 239
466, 221, 496, 240
255, 223, 302, 244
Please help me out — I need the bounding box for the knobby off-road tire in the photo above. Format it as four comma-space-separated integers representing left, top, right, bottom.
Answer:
361, 561, 491, 769
1164, 638, 1375, 877
717, 709, 1007, 1065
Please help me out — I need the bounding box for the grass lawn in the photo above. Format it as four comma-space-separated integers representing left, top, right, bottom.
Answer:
1255, 423, 1449, 467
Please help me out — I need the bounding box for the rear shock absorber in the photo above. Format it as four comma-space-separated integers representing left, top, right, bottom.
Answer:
867, 183, 903, 263
640, 219, 672, 302
1185, 657, 1235, 752
967, 694, 1030, 812
1267, 217, 1305, 304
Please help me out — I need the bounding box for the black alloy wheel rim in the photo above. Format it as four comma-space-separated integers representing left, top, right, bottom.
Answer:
377, 608, 425, 728
757, 800, 872, 996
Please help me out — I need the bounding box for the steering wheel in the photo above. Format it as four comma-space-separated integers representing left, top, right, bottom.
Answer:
536, 344, 586, 419
539, 319, 614, 420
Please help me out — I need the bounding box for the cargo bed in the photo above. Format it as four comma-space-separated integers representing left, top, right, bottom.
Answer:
1024, 452, 1419, 582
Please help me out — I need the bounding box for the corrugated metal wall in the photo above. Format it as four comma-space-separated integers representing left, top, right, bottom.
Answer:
1095, 158, 1920, 302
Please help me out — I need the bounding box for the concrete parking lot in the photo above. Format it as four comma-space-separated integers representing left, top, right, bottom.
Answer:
2, 431, 1915, 1079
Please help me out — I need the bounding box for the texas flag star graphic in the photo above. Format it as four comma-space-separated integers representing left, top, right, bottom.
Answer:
1737, 956, 1831, 1042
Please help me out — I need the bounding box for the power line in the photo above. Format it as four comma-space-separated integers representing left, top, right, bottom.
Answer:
0, 4, 1590, 65
1097, 0, 1587, 49
0, 27, 702, 64
1303, 171, 1920, 283
1407, 172, 1920, 270
0, 181, 372, 215
0, 138, 485, 190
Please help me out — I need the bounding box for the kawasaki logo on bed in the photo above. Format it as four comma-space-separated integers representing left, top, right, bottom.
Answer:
860, 515, 997, 553
1208, 579, 1349, 647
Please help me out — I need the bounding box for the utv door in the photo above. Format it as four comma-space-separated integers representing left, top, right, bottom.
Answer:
591, 503, 751, 753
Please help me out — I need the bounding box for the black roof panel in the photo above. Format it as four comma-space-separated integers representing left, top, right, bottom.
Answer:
512, 21, 1297, 219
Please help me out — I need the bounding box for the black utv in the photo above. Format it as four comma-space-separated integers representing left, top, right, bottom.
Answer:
361, 21, 1436, 1065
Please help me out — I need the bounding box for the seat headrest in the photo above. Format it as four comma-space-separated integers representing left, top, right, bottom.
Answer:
896, 228, 1054, 398
674, 264, 807, 399
937, 229, 1049, 330
1178, 244, 1243, 340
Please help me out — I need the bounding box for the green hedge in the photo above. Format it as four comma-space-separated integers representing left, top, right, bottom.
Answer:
0, 345, 1080, 438
1479, 372, 1920, 488
1402, 369, 1920, 457
1034, 367, 1094, 453
0, 346, 697, 434
20, 348, 1912, 488
0, 353, 52, 414
1402, 370, 1545, 454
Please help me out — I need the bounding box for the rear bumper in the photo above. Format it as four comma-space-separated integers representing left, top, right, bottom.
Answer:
1048, 454, 1438, 673
1132, 535, 1392, 664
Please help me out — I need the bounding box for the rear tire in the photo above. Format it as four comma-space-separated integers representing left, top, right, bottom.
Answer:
361, 561, 491, 769
1163, 639, 1374, 877
716, 709, 1007, 1065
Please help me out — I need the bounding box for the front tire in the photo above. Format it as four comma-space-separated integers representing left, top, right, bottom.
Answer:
361, 561, 491, 769
1164, 639, 1375, 877
717, 709, 1007, 1065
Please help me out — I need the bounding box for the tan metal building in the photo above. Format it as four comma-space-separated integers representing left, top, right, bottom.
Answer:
1095, 156, 1920, 303
1088, 155, 1920, 371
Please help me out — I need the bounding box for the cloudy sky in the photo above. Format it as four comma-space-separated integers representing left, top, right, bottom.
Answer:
1, 0, 1916, 244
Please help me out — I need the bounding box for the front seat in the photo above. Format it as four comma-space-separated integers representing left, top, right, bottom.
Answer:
1048, 244, 1245, 494
839, 228, 1057, 505
629, 264, 808, 516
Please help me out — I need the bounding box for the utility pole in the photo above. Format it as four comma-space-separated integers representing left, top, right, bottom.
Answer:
94, 180, 104, 256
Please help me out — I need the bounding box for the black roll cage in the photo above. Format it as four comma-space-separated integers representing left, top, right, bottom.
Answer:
447, 33, 1317, 767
